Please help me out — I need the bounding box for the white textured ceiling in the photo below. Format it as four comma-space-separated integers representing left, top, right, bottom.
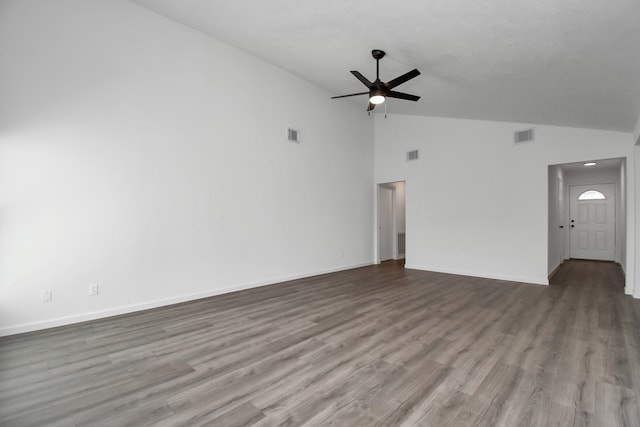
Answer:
133, 0, 640, 132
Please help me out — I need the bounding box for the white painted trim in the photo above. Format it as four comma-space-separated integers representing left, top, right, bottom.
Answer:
548, 259, 565, 281
404, 264, 549, 286
0, 262, 372, 337
619, 262, 632, 295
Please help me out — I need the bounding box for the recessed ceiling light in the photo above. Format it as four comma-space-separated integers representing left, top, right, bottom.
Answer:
584, 162, 597, 166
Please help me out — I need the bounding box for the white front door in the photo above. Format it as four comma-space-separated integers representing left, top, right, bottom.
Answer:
569, 184, 615, 261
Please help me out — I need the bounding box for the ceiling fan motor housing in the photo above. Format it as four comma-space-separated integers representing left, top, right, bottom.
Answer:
372, 49, 386, 60
370, 83, 388, 98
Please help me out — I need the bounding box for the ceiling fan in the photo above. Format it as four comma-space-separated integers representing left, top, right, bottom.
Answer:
332, 49, 421, 112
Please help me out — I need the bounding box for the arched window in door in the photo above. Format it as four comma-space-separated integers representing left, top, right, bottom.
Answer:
577, 190, 606, 200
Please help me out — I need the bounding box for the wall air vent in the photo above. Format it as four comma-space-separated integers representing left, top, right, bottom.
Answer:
514, 128, 535, 143
407, 150, 419, 161
287, 128, 301, 143
397, 232, 406, 256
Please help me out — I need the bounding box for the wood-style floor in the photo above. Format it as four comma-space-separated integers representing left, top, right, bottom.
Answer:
1, 260, 639, 426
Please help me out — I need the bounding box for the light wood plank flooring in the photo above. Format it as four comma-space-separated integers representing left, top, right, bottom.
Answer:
1, 259, 639, 426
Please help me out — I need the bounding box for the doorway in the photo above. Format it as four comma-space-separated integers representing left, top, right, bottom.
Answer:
547, 158, 627, 288
377, 181, 406, 263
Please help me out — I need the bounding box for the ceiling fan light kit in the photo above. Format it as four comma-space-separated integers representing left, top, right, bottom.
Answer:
370, 93, 386, 105
332, 50, 421, 112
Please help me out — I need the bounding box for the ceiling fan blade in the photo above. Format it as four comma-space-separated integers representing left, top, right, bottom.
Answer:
387, 90, 420, 101
386, 69, 421, 89
350, 71, 373, 88
331, 91, 369, 99
367, 102, 376, 111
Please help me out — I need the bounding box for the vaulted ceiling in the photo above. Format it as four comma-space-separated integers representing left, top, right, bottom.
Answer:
133, 0, 640, 133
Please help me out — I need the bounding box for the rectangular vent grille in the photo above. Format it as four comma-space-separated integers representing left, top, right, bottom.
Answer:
514, 128, 535, 143
407, 150, 419, 161
288, 128, 300, 143
397, 232, 406, 256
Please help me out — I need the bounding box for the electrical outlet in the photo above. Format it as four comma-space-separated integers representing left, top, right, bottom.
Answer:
89, 283, 99, 296
41, 290, 52, 303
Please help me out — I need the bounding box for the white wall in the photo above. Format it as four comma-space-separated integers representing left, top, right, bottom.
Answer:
375, 114, 635, 286
636, 145, 640, 296
394, 181, 406, 237
620, 159, 627, 272
0, 0, 374, 335
547, 165, 565, 275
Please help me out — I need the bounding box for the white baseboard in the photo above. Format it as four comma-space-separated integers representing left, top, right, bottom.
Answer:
0, 262, 373, 337
404, 264, 548, 286
548, 259, 566, 281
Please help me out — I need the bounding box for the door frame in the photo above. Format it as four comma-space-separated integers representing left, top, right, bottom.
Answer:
568, 183, 616, 261
375, 181, 406, 264
378, 186, 394, 262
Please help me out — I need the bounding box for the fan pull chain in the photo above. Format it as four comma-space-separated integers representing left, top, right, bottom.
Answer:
385, 102, 387, 119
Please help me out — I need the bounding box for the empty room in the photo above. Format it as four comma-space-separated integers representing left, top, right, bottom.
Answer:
2, 0, 640, 425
